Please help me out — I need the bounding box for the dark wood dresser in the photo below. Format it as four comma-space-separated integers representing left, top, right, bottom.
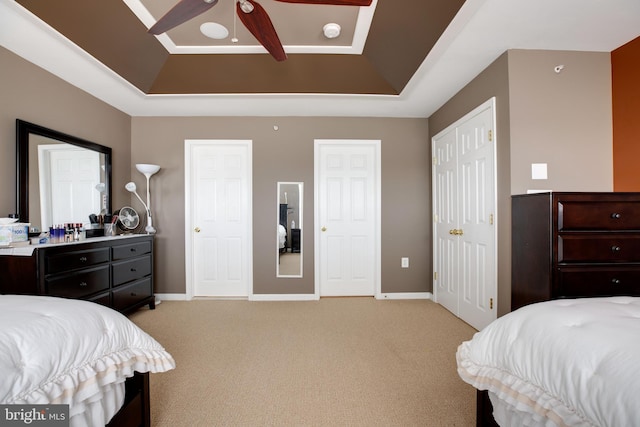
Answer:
478, 192, 640, 427
511, 192, 640, 310
0, 234, 155, 314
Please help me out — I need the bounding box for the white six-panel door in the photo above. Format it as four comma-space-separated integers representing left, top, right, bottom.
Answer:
433, 129, 459, 314
433, 98, 497, 330
315, 140, 381, 297
185, 140, 252, 298
40, 145, 101, 227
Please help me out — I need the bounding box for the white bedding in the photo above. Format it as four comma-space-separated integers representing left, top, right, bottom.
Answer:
278, 224, 287, 248
457, 297, 640, 427
0, 295, 175, 427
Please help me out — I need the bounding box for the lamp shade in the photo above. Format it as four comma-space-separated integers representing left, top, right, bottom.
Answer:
136, 164, 160, 176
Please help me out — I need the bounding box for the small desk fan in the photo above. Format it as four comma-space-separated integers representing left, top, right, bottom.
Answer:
116, 207, 140, 232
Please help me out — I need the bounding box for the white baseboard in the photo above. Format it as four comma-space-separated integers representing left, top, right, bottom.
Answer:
155, 293, 189, 301
376, 292, 433, 300
156, 293, 433, 301
249, 294, 319, 301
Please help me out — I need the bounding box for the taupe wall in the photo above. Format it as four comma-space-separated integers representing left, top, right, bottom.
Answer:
1, 46, 432, 298
428, 49, 614, 316
2, 44, 614, 304
0, 46, 131, 218
131, 117, 432, 295
508, 50, 613, 193
428, 52, 512, 316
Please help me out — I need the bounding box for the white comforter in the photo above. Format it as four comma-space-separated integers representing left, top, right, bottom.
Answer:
0, 295, 175, 426
278, 224, 287, 248
457, 297, 640, 427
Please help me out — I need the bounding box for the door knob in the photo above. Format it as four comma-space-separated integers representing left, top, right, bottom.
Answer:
321, 226, 327, 232
194, 227, 201, 233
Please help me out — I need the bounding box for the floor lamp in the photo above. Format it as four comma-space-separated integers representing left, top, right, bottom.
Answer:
132, 164, 160, 234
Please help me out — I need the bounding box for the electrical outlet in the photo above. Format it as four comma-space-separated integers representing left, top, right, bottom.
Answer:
401, 257, 409, 268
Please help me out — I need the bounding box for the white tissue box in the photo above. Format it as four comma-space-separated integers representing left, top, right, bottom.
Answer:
0, 223, 30, 245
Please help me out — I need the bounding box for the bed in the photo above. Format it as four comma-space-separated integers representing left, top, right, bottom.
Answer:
0, 294, 175, 427
456, 297, 640, 427
278, 223, 287, 253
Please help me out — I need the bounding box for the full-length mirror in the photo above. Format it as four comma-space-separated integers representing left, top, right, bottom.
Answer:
277, 182, 303, 277
16, 120, 112, 233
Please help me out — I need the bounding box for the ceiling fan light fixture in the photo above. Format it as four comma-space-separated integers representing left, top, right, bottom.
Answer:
323, 23, 341, 39
200, 22, 229, 39
239, 0, 255, 13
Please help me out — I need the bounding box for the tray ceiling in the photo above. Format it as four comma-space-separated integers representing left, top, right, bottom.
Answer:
2, 0, 640, 117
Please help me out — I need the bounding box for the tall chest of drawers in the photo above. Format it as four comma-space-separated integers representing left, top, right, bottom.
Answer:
0, 234, 155, 314
511, 192, 640, 311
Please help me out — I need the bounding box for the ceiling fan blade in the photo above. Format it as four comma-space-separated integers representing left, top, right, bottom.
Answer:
149, 0, 219, 35
274, 0, 372, 5
237, 0, 287, 62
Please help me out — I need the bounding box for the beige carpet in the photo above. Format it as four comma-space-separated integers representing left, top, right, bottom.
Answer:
278, 252, 301, 276
129, 298, 478, 426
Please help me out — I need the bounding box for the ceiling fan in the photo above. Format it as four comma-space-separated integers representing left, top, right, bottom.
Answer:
148, 0, 373, 62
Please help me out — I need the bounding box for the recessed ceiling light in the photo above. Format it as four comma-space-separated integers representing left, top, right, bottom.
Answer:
200, 22, 229, 40
323, 23, 341, 39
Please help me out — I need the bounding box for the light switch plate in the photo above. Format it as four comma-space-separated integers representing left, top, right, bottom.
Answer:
531, 163, 548, 180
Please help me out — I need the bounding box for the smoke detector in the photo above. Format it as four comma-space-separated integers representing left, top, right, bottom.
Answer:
323, 23, 341, 39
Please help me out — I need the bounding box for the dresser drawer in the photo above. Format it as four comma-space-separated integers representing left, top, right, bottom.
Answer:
112, 241, 152, 261
558, 200, 640, 231
558, 234, 640, 263
112, 278, 152, 311
46, 247, 110, 274
46, 265, 110, 298
88, 291, 111, 307
112, 256, 151, 287
557, 266, 640, 298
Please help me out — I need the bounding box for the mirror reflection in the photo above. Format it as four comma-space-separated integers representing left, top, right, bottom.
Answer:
277, 182, 303, 277
17, 120, 112, 234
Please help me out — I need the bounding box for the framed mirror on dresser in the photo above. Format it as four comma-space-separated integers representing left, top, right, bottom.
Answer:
16, 119, 112, 233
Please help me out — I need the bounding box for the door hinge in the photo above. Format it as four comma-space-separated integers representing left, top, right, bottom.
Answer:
488, 130, 493, 142
432, 156, 438, 165
489, 214, 493, 225
434, 272, 438, 281
433, 214, 438, 223
490, 298, 494, 310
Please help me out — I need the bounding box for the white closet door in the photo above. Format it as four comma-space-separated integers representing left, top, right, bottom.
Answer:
315, 140, 381, 297
457, 106, 496, 330
433, 128, 459, 315
432, 98, 497, 330
185, 140, 252, 298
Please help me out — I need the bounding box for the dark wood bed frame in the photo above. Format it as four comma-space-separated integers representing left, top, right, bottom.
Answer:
476, 390, 499, 427
106, 372, 150, 427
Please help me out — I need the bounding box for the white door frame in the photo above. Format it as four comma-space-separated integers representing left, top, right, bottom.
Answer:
184, 139, 253, 300
314, 139, 382, 299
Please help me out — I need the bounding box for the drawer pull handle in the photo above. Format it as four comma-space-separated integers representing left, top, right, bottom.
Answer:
130, 268, 137, 272
130, 248, 137, 252
611, 245, 621, 252
79, 281, 88, 287
79, 256, 88, 262
131, 292, 137, 296
611, 213, 621, 219
612, 278, 621, 284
